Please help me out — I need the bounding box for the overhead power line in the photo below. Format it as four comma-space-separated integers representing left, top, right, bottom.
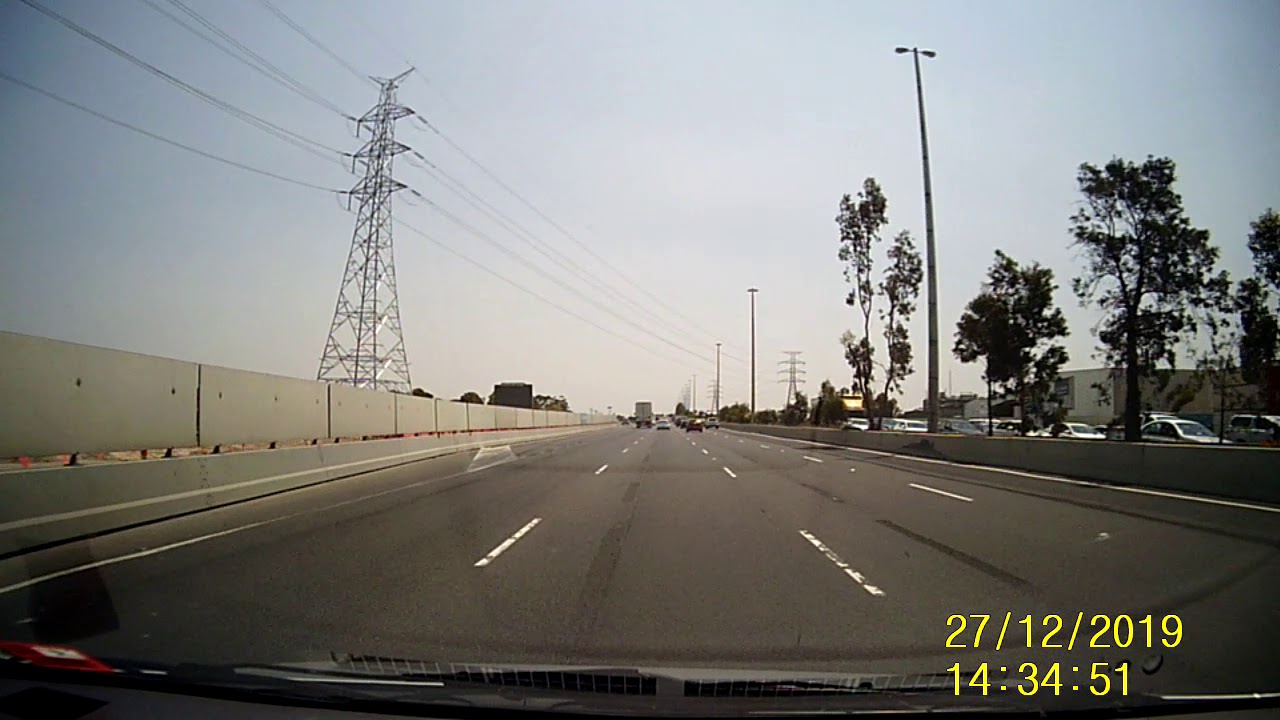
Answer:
413, 115, 744, 355
402, 151, 747, 364
404, 184, 722, 368
393, 217, 698, 371
137, 0, 352, 118
15, 0, 345, 167
252, 0, 372, 87
0, 69, 344, 193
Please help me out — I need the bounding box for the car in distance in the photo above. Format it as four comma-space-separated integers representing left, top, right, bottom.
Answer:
842, 418, 870, 431
655, 419, 671, 430
686, 418, 704, 432
705, 417, 720, 429
1141, 418, 1224, 444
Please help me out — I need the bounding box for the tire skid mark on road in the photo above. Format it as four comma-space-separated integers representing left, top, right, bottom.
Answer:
876, 519, 1032, 590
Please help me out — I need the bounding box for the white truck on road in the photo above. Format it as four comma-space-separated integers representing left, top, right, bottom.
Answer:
635, 402, 653, 428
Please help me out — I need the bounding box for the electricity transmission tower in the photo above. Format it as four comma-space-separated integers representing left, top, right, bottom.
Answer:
317, 69, 415, 393
778, 351, 807, 406
706, 382, 722, 412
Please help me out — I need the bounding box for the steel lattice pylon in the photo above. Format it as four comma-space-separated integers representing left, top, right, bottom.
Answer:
318, 69, 414, 393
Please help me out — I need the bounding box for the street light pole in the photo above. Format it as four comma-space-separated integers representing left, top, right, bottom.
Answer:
715, 342, 721, 414
896, 45, 940, 434
748, 288, 759, 419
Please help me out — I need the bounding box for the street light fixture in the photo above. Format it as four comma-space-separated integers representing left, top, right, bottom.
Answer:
896, 45, 940, 434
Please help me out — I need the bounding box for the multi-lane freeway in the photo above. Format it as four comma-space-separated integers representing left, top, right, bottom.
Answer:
3, 426, 1278, 695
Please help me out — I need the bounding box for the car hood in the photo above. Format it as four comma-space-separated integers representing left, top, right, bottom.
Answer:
6, 645, 1279, 717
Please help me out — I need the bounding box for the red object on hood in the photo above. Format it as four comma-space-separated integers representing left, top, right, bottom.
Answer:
0, 641, 114, 673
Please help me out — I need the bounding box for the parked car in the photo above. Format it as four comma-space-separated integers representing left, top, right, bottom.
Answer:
970, 418, 1019, 436
686, 418, 704, 432
842, 418, 870, 431
1226, 414, 1280, 445
1034, 422, 1106, 440
884, 419, 928, 433
1141, 418, 1225, 444
940, 418, 985, 436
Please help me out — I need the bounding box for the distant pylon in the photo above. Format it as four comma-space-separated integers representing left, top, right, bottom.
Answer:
318, 69, 415, 393
778, 350, 807, 406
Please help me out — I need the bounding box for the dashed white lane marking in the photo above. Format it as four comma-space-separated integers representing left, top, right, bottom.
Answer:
721, 428, 1280, 515
760, 444, 771, 448
701, 448, 709, 455
798, 530, 885, 596
474, 517, 542, 567
621, 448, 629, 454
849, 468, 857, 473
691, 441, 697, 446
738, 439, 744, 443
802, 456, 823, 463
909, 482, 973, 502
723, 467, 737, 478
594, 464, 609, 475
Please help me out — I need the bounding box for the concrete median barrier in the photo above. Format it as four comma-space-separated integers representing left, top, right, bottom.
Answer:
0, 425, 608, 557
723, 424, 1278, 504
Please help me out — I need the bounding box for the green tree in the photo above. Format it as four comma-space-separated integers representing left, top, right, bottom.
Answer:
836, 178, 888, 427
675, 402, 689, 416
719, 403, 752, 423
811, 380, 847, 426
879, 230, 924, 404
753, 409, 780, 424
836, 181, 922, 430
1238, 209, 1280, 385
411, 387, 433, 398
781, 391, 809, 425
954, 250, 1069, 433
1070, 156, 1229, 441
534, 394, 570, 411
456, 391, 484, 404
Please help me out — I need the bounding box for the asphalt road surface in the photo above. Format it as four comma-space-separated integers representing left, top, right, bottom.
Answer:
2, 426, 1277, 696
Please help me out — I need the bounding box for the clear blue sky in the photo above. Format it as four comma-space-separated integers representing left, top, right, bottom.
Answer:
2, 0, 1276, 414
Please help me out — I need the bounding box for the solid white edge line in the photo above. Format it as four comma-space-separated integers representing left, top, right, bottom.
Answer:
722, 467, 737, 478
798, 530, 885, 597
473, 517, 542, 567
0, 430, 588, 533
594, 464, 609, 475
0, 435, 594, 596
909, 482, 974, 502
802, 456, 824, 463
0, 522, 271, 596
721, 428, 1280, 514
